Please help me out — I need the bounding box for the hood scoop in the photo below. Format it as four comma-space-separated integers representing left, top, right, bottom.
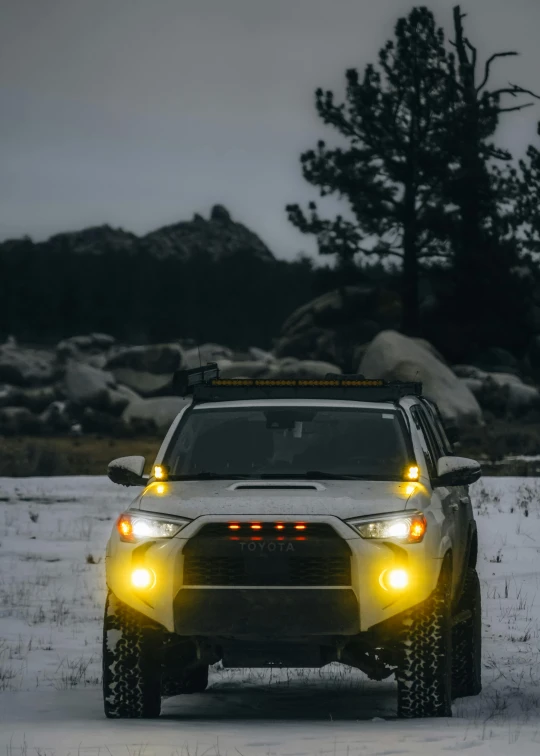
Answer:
227, 481, 325, 492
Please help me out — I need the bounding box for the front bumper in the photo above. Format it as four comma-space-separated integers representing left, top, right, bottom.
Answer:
105, 512, 444, 636
174, 587, 359, 637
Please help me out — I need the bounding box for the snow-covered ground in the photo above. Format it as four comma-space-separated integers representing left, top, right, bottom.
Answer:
1, 476, 540, 755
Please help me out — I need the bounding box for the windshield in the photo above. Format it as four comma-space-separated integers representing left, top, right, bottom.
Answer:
163, 405, 412, 481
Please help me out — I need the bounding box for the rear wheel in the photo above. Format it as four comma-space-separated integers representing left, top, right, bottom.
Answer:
396, 567, 453, 718
102, 592, 163, 718
452, 567, 482, 698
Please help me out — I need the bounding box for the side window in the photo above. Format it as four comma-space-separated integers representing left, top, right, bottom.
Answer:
421, 400, 453, 456
411, 407, 437, 478
418, 406, 446, 460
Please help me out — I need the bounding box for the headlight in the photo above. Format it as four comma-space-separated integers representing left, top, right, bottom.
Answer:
116, 513, 190, 542
348, 512, 427, 543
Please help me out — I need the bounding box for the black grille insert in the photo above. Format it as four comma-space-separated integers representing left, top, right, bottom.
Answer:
182, 523, 351, 586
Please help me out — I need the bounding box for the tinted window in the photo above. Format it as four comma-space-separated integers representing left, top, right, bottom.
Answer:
164, 406, 412, 480
411, 406, 438, 477
417, 406, 446, 459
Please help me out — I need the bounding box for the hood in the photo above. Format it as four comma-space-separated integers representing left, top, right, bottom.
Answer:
132, 479, 423, 521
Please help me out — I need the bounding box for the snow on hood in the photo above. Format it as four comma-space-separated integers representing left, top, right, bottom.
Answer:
132, 479, 421, 521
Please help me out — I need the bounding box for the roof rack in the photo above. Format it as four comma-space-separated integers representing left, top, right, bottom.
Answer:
173, 364, 422, 403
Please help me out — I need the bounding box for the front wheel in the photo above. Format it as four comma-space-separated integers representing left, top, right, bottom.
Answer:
102, 592, 163, 718
395, 568, 453, 718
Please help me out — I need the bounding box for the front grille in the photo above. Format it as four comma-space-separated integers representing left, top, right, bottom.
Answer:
182, 522, 351, 587
183, 555, 351, 586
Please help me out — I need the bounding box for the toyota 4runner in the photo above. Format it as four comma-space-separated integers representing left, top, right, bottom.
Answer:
103, 365, 482, 719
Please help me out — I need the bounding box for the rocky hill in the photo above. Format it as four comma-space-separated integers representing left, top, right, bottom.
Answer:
12, 205, 274, 263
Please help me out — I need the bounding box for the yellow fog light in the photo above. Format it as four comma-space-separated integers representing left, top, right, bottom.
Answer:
131, 568, 155, 589
380, 568, 409, 591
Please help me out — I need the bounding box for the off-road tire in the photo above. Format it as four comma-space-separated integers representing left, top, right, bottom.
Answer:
102, 592, 163, 718
162, 665, 209, 696
396, 569, 453, 718
452, 567, 482, 699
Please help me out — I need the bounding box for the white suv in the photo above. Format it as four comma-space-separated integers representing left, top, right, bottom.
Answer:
103, 367, 482, 719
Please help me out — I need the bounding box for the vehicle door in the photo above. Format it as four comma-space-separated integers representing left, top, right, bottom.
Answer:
410, 405, 462, 599
421, 400, 474, 587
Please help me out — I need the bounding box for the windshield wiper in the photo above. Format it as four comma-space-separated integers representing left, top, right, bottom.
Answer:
303, 470, 373, 480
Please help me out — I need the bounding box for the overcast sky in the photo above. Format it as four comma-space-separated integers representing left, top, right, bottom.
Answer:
1, 0, 540, 259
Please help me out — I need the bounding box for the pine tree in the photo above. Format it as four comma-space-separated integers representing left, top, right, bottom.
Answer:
287, 7, 459, 335
516, 122, 540, 253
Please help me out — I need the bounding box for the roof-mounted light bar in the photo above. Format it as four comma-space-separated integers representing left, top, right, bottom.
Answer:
173, 365, 422, 402
210, 378, 385, 388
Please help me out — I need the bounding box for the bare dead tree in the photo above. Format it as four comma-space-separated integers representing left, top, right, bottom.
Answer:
450, 5, 539, 280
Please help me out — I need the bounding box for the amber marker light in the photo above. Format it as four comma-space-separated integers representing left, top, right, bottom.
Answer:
294, 524, 306, 530
117, 515, 133, 541
275, 524, 285, 530
153, 464, 168, 481
405, 465, 420, 481
250, 524, 262, 530
409, 515, 427, 542
228, 524, 240, 530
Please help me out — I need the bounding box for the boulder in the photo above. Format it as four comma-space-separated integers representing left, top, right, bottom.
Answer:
65, 361, 116, 408
504, 381, 540, 413
474, 347, 520, 376
268, 359, 342, 379
452, 365, 489, 380
106, 344, 185, 397
274, 286, 401, 367
479, 373, 538, 415
57, 333, 115, 361
107, 343, 184, 373
0, 406, 44, 435
105, 387, 135, 416
57, 333, 114, 374
106, 369, 174, 397
183, 343, 233, 369
248, 347, 276, 364
0, 384, 22, 408
0, 343, 57, 386
115, 384, 141, 404
219, 361, 270, 379
459, 377, 485, 396
80, 407, 126, 435
359, 330, 482, 427
458, 370, 540, 416
40, 401, 74, 432
17, 386, 61, 413
122, 397, 191, 433
412, 338, 447, 365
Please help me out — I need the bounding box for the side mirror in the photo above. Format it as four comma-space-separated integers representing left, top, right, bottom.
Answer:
436, 456, 481, 487
108, 456, 147, 487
